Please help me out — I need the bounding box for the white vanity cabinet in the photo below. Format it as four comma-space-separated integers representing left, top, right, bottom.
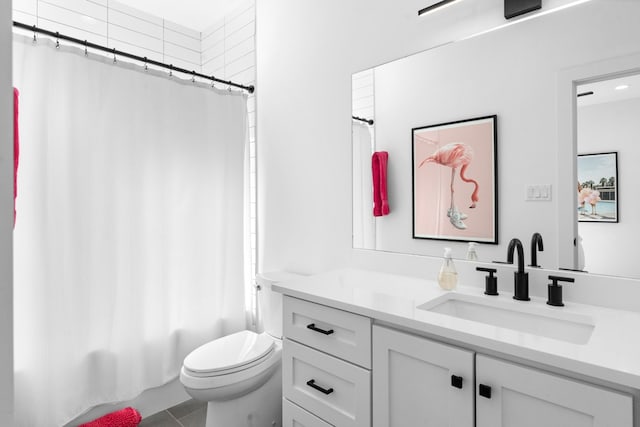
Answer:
373, 325, 633, 427
476, 354, 633, 427
282, 296, 372, 427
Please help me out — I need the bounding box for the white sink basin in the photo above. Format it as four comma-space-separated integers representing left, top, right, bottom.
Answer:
417, 293, 595, 345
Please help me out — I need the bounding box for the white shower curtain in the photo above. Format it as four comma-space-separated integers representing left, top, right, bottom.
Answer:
352, 123, 376, 249
12, 35, 248, 426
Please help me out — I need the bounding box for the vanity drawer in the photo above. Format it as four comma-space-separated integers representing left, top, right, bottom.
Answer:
283, 339, 371, 427
283, 398, 333, 427
283, 296, 371, 368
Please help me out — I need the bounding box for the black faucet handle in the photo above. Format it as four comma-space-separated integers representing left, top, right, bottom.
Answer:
476, 267, 498, 296
547, 275, 574, 307
549, 275, 575, 284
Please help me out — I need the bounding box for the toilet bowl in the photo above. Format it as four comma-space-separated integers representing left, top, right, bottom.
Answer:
179, 271, 301, 427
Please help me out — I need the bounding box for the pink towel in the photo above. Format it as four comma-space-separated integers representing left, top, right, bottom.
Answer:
79, 407, 142, 427
13, 87, 19, 227
372, 151, 389, 217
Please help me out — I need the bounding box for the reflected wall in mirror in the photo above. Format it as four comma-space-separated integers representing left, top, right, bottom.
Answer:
575, 73, 640, 279
352, 0, 640, 279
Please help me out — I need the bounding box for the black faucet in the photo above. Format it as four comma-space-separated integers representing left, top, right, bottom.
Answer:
507, 238, 530, 301
529, 232, 544, 268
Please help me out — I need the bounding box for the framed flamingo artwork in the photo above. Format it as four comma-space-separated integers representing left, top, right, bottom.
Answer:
577, 152, 618, 223
412, 115, 498, 243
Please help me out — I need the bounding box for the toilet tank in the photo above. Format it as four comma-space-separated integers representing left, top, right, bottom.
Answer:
256, 271, 303, 339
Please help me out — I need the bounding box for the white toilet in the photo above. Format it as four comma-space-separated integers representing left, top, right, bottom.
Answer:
180, 271, 300, 427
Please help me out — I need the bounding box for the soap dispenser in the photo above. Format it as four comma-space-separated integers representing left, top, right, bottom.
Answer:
466, 242, 478, 261
438, 247, 458, 290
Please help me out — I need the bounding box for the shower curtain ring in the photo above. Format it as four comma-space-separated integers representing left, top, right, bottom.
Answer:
211, 76, 216, 88
55, 32, 60, 49
32, 25, 37, 43
192, 70, 196, 83
84, 40, 88, 56
144, 57, 148, 71
169, 64, 173, 77
112, 48, 117, 63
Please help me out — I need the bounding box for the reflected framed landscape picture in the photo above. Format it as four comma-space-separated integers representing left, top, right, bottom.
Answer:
577, 152, 618, 223
412, 115, 498, 243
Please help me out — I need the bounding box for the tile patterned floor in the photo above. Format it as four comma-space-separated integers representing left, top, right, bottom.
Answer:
138, 399, 206, 427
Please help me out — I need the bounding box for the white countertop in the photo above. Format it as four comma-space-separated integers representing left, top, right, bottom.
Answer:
273, 268, 640, 390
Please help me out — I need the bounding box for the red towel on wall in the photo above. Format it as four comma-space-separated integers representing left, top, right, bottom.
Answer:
13, 87, 19, 227
78, 407, 142, 427
372, 151, 389, 217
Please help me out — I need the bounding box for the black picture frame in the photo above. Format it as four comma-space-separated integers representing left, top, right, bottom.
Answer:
577, 152, 619, 223
412, 115, 498, 243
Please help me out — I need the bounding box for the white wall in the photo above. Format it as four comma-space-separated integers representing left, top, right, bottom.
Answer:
578, 97, 640, 278
256, 0, 640, 296
255, 0, 581, 275
0, 0, 14, 423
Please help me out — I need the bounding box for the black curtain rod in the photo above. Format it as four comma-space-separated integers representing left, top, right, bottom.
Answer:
13, 21, 255, 94
352, 115, 374, 125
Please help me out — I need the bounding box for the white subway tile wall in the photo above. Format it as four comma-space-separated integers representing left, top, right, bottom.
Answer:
200, 0, 257, 283
352, 69, 376, 153
352, 69, 375, 122
12, 0, 258, 284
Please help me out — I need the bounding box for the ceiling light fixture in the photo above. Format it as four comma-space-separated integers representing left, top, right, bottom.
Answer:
504, 0, 542, 19
418, 0, 459, 16
615, 84, 630, 91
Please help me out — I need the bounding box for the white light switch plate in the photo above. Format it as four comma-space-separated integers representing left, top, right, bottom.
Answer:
526, 185, 551, 201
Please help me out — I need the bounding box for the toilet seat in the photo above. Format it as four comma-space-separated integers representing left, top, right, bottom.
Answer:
180, 331, 281, 392
183, 330, 275, 377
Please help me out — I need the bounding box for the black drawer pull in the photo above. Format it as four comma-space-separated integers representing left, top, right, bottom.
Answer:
479, 384, 492, 399
306, 379, 334, 395
451, 375, 463, 389
306, 323, 334, 335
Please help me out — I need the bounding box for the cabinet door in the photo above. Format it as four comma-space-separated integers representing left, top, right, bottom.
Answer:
372, 325, 475, 427
476, 355, 633, 427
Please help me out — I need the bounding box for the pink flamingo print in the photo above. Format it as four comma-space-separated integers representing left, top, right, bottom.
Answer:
419, 142, 479, 230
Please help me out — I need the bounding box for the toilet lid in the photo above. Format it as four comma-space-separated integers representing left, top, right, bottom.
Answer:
183, 330, 275, 374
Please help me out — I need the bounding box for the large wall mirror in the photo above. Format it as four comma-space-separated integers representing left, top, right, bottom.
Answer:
352, 0, 640, 279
